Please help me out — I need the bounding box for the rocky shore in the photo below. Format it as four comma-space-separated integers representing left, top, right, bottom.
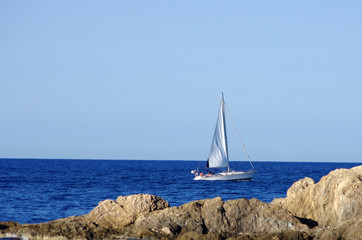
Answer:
1, 165, 361, 240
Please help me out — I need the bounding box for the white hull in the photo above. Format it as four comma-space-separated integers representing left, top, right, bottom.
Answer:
194, 171, 255, 181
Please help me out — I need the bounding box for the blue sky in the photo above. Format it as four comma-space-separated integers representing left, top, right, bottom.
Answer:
0, 1, 361, 162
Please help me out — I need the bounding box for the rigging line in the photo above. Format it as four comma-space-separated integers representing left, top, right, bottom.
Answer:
224, 103, 255, 170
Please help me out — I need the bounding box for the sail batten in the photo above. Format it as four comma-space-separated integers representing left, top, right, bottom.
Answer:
207, 93, 229, 169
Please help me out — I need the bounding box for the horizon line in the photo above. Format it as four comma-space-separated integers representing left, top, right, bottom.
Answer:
0, 157, 360, 164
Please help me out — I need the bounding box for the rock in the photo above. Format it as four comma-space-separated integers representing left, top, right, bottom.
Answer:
1, 216, 101, 240
271, 165, 362, 227
0, 221, 20, 231
341, 216, 362, 239
223, 198, 310, 235
178, 230, 313, 240
0, 194, 170, 240
313, 216, 362, 240
0, 195, 312, 239
86, 193, 170, 230
176, 231, 223, 240
272, 165, 362, 240
127, 196, 310, 239
129, 201, 205, 237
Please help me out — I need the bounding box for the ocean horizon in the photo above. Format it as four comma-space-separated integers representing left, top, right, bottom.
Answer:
1, 158, 360, 224
1, 157, 360, 163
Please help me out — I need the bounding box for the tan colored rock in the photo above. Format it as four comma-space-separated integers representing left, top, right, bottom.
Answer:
341, 216, 362, 240
200, 197, 228, 233
127, 196, 310, 238
223, 198, 310, 235
314, 216, 362, 240
176, 231, 222, 240
271, 165, 362, 227
86, 193, 170, 230
115, 193, 171, 214
1, 216, 113, 240
1, 194, 312, 239
132, 202, 204, 236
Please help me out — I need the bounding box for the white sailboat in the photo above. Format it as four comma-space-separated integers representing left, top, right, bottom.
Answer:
193, 93, 256, 181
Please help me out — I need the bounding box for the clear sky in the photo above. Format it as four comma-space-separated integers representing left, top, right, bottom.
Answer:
1, 1, 361, 162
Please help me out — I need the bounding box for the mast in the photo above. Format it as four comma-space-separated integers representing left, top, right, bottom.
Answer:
221, 92, 230, 172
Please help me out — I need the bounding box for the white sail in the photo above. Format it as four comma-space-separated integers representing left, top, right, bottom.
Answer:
207, 93, 229, 169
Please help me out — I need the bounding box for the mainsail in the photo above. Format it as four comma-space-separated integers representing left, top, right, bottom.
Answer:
207, 93, 229, 169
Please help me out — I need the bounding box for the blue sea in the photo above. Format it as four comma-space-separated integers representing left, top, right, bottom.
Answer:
0, 159, 360, 224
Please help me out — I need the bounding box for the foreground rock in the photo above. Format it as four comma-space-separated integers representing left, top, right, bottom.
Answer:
87, 194, 170, 230
128, 197, 310, 238
1, 165, 360, 240
0, 194, 310, 239
272, 165, 362, 240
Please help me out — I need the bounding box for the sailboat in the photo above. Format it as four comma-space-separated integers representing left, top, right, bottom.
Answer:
193, 93, 256, 181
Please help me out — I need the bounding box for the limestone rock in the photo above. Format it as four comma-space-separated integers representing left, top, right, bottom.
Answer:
223, 198, 310, 235
0, 216, 112, 240
0, 194, 312, 240
314, 216, 362, 240
271, 165, 362, 227
86, 193, 170, 229
127, 196, 310, 238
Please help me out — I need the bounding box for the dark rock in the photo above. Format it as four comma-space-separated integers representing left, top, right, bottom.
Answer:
0, 221, 20, 231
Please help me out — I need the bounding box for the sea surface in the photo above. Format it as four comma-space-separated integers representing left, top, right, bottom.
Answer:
0, 159, 360, 224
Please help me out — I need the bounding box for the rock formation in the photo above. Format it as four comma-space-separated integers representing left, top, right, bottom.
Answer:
0, 194, 310, 239
271, 165, 362, 240
128, 197, 310, 238
86, 194, 170, 230
1, 165, 361, 240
